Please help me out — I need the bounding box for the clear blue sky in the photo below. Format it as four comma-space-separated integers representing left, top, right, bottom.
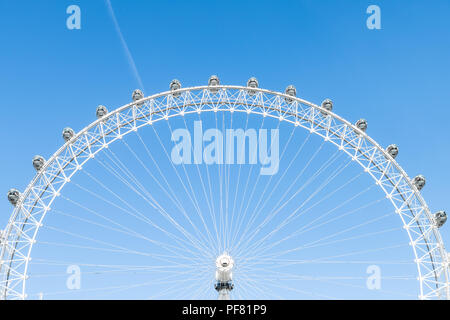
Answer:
0, 0, 449, 299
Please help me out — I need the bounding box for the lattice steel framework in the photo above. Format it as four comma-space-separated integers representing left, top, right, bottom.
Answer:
0, 85, 448, 299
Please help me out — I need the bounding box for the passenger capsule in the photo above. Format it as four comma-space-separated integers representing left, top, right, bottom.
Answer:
7, 189, 20, 206
246, 77, 259, 96
208, 75, 220, 93
62, 127, 75, 142
435, 210, 447, 228
96, 105, 108, 119
321, 99, 333, 116
284, 85, 297, 104
386, 144, 399, 159
170, 79, 182, 97
412, 175, 426, 191
132, 89, 145, 106
32, 155, 45, 171
355, 119, 368, 133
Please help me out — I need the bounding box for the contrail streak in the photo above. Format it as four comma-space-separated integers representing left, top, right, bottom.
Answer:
105, 0, 145, 91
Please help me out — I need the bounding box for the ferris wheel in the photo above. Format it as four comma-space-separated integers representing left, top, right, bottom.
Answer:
0, 76, 448, 300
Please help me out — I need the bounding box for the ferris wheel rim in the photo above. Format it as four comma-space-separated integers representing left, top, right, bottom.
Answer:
1, 85, 448, 300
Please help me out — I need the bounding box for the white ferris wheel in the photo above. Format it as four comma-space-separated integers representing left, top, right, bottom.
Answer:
0, 76, 448, 300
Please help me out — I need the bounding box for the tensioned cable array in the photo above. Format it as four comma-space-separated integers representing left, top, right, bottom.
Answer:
1, 82, 448, 299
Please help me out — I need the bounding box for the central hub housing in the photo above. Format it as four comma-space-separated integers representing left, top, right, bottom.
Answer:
216, 253, 234, 286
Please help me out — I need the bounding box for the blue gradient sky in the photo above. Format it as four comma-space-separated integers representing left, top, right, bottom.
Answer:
0, 0, 450, 298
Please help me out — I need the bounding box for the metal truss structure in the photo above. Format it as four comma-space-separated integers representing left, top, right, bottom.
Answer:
0, 84, 448, 299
